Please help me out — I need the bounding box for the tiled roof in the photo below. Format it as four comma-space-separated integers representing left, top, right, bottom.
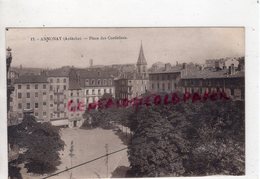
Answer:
47, 68, 70, 77
182, 69, 244, 79
149, 65, 182, 74
14, 75, 48, 84
77, 68, 119, 79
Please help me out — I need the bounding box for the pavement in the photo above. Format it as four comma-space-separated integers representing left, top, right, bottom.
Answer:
21, 127, 130, 179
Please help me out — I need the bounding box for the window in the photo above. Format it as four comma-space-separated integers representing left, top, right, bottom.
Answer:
86, 90, 89, 95
63, 85, 66, 90
50, 103, 53, 107
63, 78, 66, 83
35, 103, 38, 108
109, 88, 112, 94
57, 79, 60, 83
103, 79, 107, 85
26, 93, 30, 98
50, 78, 53, 83
231, 89, 234, 96
26, 85, 30, 89
151, 83, 154, 89
18, 103, 22, 109
18, 113, 22, 118
157, 83, 160, 89
77, 90, 79, 96
97, 79, 101, 85
168, 83, 170, 90
43, 92, 46, 96
26, 103, 30, 109
43, 102, 46, 106
108, 79, 112, 85
50, 85, 53, 91
35, 112, 38, 117
50, 95, 53, 100
43, 84, 46, 89
104, 89, 107, 93
18, 93, 22, 99
35, 92, 38, 97
91, 79, 95, 85
92, 89, 95, 94
98, 89, 101, 95
57, 113, 60, 118
43, 112, 46, 116
18, 85, 21, 89
85, 79, 89, 86
162, 83, 165, 91
35, 84, 38, 89
71, 92, 73, 97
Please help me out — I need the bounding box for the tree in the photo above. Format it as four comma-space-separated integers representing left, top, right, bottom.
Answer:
127, 100, 245, 176
8, 115, 65, 175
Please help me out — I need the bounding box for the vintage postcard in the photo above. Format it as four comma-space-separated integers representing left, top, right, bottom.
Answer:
6, 27, 245, 178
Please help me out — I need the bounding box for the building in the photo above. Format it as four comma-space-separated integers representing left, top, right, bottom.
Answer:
46, 67, 70, 126
115, 43, 149, 100
136, 43, 148, 79
149, 69, 181, 94
11, 74, 50, 121
115, 73, 149, 99
67, 68, 85, 127
78, 67, 117, 105
179, 63, 245, 100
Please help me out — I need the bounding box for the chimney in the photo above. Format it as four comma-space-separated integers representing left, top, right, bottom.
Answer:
231, 64, 235, 74
215, 61, 220, 71
165, 63, 171, 71
228, 64, 235, 75
90, 59, 93, 67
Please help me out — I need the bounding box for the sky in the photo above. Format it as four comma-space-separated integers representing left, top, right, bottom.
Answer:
6, 28, 244, 68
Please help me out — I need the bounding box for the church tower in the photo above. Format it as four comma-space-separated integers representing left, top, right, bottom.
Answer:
136, 42, 148, 79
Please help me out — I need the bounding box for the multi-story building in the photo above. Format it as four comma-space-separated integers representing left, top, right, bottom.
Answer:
46, 68, 70, 123
148, 64, 182, 94
179, 64, 245, 100
11, 74, 50, 121
67, 68, 85, 127
78, 68, 116, 105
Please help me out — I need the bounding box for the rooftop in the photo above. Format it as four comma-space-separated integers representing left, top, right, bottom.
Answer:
182, 69, 245, 79
14, 75, 48, 84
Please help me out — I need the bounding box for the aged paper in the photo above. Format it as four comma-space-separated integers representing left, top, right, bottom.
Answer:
6, 27, 246, 178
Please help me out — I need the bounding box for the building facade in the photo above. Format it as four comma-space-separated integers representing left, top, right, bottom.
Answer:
115, 43, 149, 100
46, 68, 70, 122
11, 75, 50, 122
79, 68, 116, 105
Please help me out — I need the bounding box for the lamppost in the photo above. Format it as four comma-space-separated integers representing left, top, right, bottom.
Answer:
6, 47, 14, 113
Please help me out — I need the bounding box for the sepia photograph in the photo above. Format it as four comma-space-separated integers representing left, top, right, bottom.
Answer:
6, 27, 245, 178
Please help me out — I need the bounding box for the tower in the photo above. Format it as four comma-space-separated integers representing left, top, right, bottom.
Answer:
136, 42, 148, 79
89, 59, 93, 67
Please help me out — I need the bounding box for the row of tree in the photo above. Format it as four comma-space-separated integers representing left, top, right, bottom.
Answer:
127, 99, 245, 177
81, 93, 245, 177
